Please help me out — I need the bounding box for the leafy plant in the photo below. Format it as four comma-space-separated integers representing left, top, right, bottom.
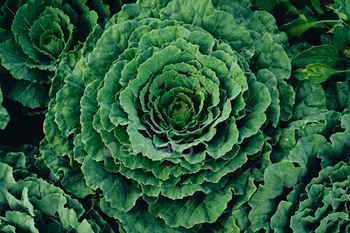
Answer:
249, 80, 350, 231
275, 0, 350, 85
0, 0, 122, 111
0, 145, 115, 233
1, 0, 350, 232
290, 161, 350, 232
40, 0, 297, 231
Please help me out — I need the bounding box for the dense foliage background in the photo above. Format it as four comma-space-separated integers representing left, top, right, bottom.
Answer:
0, 0, 349, 232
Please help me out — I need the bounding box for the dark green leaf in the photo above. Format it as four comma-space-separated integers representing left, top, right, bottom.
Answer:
254, 0, 277, 11
280, 19, 326, 37
292, 45, 341, 68
333, 26, 350, 52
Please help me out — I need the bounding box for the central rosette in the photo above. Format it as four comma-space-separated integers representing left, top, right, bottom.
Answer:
90, 18, 269, 166
151, 73, 206, 130
112, 34, 248, 161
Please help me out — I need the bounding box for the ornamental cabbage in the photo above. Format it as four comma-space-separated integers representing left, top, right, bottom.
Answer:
290, 161, 350, 233
0, 145, 113, 233
0, 0, 122, 110
41, 0, 295, 231
249, 90, 350, 232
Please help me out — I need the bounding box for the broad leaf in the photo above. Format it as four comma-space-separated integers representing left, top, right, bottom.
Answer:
292, 45, 341, 68
293, 63, 348, 83
280, 19, 326, 37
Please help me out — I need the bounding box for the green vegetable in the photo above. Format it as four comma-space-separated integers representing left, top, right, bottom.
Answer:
290, 161, 350, 233
249, 99, 350, 232
0, 0, 122, 110
0, 145, 114, 233
42, 0, 294, 231
1, 0, 350, 232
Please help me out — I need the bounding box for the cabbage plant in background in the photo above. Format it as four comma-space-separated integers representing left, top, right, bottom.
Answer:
289, 160, 350, 233
0, 145, 116, 233
249, 79, 350, 232
41, 0, 296, 231
0, 0, 122, 112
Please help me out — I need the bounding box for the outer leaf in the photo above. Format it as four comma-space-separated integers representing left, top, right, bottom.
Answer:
3, 211, 39, 233
0, 39, 51, 84
0, 161, 104, 232
333, 26, 350, 52
293, 63, 342, 83
149, 189, 232, 228
0, 85, 9, 130
335, 0, 350, 21
255, 34, 291, 81
82, 158, 142, 212
249, 134, 327, 232
100, 197, 196, 233
310, 0, 324, 14
254, 0, 277, 11
292, 45, 341, 68
5, 79, 49, 109
55, 74, 85, 137
278, 80, 295, 121
160, 0, 254, 56
293, 80, 327, 120
40, 138, 94, 199
325, 81, 350, 113
49, 44, 83, 98
318, 113, 350, 168
280, 19, 325, 37
290, 161, 350, 232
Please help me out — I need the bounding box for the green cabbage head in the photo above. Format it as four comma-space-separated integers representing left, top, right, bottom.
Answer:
42, 0, 295, 231
0, 0, 122, 109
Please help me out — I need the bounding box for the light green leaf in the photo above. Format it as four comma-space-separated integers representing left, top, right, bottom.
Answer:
293, 63, 349, 83
255, 34, 291, 81
76, 219, 95, 233
3, 211, 39, 233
